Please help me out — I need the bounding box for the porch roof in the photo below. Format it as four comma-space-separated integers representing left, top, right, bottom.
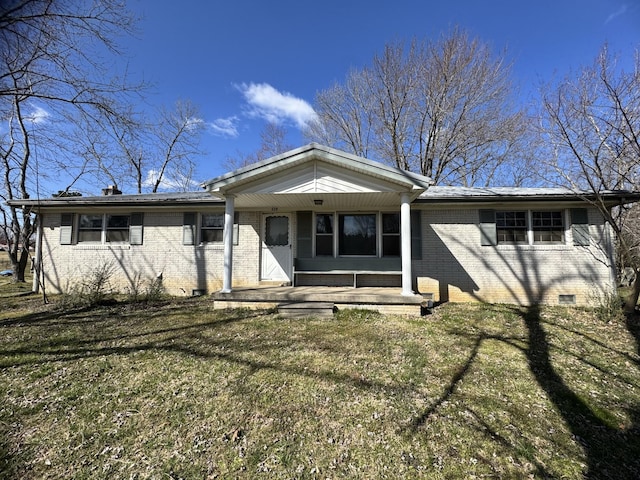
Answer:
202, 143, 432, 209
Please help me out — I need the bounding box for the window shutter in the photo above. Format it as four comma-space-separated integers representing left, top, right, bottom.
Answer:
183, 212, 196, 245
571, 208, 590, 246
296, 211, 313, 258
60, 213, 74, 245
233, 211, 240, 245
129, 213, 144, 245
479, 209, 497, 246
411, 210, 422, 260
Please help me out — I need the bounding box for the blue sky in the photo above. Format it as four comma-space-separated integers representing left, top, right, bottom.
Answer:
123, 0, 639, 186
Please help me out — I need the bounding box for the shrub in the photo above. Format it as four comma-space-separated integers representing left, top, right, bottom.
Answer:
593, 289, 625, 323
59, 262, 116, 309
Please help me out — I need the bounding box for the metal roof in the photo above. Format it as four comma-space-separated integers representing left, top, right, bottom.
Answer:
417, 186, 640, 205
7, 191, 222, 210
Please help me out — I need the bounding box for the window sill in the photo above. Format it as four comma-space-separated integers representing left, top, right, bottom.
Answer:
74, 244, 132, 250
495, 244, 572, 251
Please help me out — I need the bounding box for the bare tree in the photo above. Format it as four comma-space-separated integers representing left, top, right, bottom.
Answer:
539, 45, 640, 312
305, 29, 529, 186
74, 99, 204, 194
224, 122, 292, 170
0, 0, 140, 282
149, 100, 204, 193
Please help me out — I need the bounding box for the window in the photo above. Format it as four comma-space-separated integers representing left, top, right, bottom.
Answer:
480, 209, 570, 246
303, 211, 421, 258
315, 213, 333, 256
382, 213, 400, 256
496, 211, 527, 244
106, 215, 130, 243
532, 211, 564, 243
73, 213, 142, 245
265, 215, 289, 246
78, 214, 103, 242
339, 214, 376, 256
183, 212, 239, 245
201, 213, 224, 243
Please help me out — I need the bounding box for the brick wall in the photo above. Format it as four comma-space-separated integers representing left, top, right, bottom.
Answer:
412, 207, 615, 306
39, 210, 260, 296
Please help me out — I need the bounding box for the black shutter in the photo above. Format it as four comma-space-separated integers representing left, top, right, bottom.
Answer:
571, 208, 590, 246
183, 212, 196, 245
60, 213, 74, 245
129, 213, 144, 245
296, 211, 313, 258
411, 210, 422, 259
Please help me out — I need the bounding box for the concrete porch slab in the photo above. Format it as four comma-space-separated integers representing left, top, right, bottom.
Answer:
211, 286, 427, 316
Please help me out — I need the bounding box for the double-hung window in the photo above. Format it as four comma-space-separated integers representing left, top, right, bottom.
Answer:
78, 214, 103, 242
106, 215, 130, 243
74, 213, 142, 245
183, 212, 239, 245
315, 213, 334, 256
201, 213, 224, 243
496, 211, 527, 244
532, 211, 564, 243
382, 213, 400, 256
481, 209, 567, 246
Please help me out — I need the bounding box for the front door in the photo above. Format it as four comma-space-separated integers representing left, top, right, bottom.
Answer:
260, 214, 292, 282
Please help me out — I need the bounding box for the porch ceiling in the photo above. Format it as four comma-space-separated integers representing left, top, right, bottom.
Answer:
233, 191, 407, 210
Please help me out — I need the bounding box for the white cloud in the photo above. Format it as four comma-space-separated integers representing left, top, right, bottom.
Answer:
235, 82, 317, 129
208, 116, 239, 138
143, 169, 199, 191
605, 4, 627, 24
186, 116, 205, 130
26, 105, 50, 124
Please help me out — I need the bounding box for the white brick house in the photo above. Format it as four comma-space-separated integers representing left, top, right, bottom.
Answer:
12, 144, 639, 309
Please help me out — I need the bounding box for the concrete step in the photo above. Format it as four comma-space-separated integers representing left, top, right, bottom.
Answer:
278, 302, 335, 319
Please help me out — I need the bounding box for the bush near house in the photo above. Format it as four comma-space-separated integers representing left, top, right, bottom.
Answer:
0, 297, 639, 479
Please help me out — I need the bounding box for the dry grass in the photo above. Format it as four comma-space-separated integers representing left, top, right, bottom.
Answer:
0, 295, 639, 479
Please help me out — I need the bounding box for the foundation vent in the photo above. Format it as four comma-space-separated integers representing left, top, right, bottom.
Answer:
558, 294, 576, 305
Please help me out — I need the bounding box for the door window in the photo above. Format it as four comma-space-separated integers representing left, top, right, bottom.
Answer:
265, 216, 289, 246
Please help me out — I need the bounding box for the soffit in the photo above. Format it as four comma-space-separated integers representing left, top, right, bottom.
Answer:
233, 191, 406, 210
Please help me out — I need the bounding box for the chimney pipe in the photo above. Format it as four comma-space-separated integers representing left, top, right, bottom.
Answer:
102, 185, 122, 196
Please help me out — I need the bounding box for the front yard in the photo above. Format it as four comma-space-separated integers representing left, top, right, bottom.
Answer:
1, 294, 639, 478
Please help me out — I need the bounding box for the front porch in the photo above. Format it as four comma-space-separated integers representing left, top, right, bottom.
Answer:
211, 286, 429, 316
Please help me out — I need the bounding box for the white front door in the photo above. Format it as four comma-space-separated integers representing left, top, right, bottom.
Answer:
260, 214, 292, 282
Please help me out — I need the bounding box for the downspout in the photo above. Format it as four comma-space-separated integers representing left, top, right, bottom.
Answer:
32, 213, 42, 294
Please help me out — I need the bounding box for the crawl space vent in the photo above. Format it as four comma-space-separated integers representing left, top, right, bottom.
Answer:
558, 294, 576, 305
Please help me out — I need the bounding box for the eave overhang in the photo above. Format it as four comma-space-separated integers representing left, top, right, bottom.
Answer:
415, 187, 640, 208
6, 191, 222, 213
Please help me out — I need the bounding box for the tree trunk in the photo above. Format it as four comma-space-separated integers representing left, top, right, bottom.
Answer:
10, 248, 29, 283
624, 268, 640, 314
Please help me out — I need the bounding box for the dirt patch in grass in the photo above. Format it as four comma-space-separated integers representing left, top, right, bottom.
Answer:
1, 298, 639, 479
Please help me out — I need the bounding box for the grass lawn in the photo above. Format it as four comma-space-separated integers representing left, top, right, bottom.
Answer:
1, 294, 639, 479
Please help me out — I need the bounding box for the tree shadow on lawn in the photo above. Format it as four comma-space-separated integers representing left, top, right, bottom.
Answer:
522, 305, 640, 480
2, 297, 640, 479
407, 303, 640, 480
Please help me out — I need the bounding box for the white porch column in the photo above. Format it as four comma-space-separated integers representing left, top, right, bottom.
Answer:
400, 192, 413, 296
221, 195, 235, 293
